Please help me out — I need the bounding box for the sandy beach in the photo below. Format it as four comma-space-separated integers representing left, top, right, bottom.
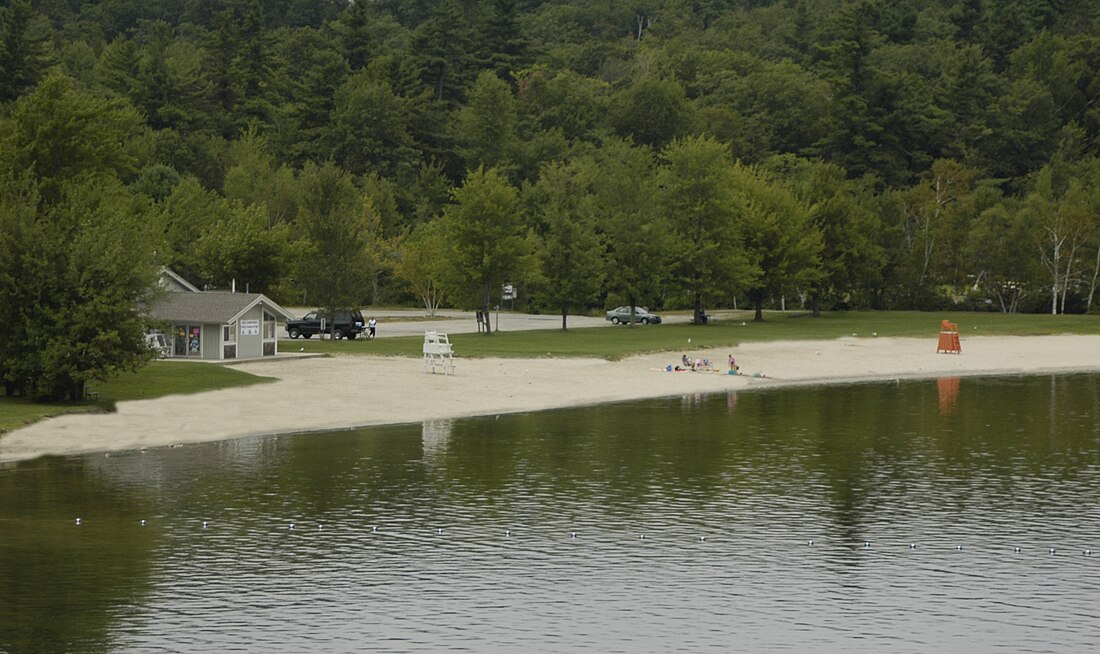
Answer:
3, 333, 1100, 463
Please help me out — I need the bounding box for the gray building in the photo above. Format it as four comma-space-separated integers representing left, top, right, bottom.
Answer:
150, 270, 293, 360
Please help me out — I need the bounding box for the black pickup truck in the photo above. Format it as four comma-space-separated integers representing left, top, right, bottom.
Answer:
286, 309, 366, 340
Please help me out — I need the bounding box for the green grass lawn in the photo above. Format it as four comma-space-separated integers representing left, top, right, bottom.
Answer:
0, 361, 272, 433
288, 309, 1100, 360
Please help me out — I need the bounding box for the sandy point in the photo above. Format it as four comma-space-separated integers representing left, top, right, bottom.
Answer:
3, 334, 1100, 463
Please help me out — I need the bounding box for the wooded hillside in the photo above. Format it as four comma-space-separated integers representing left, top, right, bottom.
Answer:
4, 0, 1100, 320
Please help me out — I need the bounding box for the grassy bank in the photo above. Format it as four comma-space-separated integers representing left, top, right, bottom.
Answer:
288, 309, 1100, 359
0, 362, 272, 433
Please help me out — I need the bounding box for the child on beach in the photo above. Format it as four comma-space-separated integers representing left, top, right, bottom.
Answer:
728, 354, 739, 374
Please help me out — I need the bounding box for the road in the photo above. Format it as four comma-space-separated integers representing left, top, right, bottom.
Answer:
280, 308, 692, 339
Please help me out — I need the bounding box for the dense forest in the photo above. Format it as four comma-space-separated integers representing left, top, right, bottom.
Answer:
3, 0, 1100, 394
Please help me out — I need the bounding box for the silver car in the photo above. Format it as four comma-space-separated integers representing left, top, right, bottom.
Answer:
605, 306, 662, 325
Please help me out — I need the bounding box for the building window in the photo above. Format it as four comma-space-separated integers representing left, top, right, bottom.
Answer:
263, 310, 276, 356
175, 325, 201, 357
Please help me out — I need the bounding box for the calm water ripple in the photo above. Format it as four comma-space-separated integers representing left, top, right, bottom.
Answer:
2, 374, 1100, 652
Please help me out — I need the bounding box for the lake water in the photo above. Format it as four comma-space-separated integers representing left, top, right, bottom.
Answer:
2, 374, 1099, 652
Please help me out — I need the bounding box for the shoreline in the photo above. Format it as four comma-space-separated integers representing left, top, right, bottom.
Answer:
3, 334, 1100, 464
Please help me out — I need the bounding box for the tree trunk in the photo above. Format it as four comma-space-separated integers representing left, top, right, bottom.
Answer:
693, 290, 704, 325
1088, 241, 1100, 313
561, 306, 569, 330
481, 283, 493, 335
811, 290, 822, 317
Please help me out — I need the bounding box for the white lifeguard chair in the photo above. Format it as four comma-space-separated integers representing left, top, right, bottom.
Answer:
423, 331, 455, 375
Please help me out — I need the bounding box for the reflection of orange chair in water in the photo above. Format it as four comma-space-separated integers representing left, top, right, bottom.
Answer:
937, 320, 961, 353
937, 377, 960, 415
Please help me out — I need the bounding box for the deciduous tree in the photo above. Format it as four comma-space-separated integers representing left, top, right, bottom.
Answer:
294, 161, 372, 331
528, 160, 604, 329
660, 136, 752, 324
440, 167, 529, 334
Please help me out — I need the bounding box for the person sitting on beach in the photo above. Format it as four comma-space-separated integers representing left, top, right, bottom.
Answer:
682, 354, 692, 368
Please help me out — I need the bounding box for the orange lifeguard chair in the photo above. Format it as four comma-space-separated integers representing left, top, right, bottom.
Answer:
937, 320, 961, 353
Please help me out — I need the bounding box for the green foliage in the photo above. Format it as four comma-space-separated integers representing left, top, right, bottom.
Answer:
4, 73, 143, 202
764, 155, 883, 314
0, 175, 159, 401
268, 26, 349, 165
4, 0, 1100, 323
294, 160, 373, 315
528, 160, 605, 328
732, 163, 822, 321
454, 70, 518, 172
222, 131, 298, 226
412, 0, 476, 104
660, 136, 752, 322
0, 0, 53, 103
440, 167, 530, 333
327, 72, 417, 177
516, 67, 609, 143
589, 138, 669, 313
393, 219, 449, 315
610, 77, 693, 150
191, 201, 291, 294
479, 0, 530, 82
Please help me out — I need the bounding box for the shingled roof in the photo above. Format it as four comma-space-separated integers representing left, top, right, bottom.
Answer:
150, 292, 293, 324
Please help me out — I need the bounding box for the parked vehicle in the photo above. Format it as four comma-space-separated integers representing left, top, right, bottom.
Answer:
605, 306, 662, 325
286, 310, 365, 340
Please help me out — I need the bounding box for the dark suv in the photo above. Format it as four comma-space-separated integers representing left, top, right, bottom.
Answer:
286, 309, 365, 340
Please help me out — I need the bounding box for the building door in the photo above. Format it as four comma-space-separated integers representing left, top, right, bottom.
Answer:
223, 323, 237, 359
